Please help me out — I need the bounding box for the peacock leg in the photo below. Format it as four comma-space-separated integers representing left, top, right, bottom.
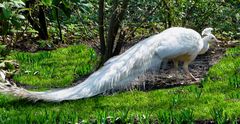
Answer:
183, 61, 198, 81
173, 60, 179, 79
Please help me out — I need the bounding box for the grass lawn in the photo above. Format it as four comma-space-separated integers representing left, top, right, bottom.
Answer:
0, 44, 239, 123
6, 45, 98, 88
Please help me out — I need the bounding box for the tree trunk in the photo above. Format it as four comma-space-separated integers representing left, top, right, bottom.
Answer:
162, 0, 172, 28
97, 0, 130, 67
113, 29, 126, 56
98, 0, 105, 55
38, 5, 48, 40
105, 0, 130, 60
25, 0, 48, 40
55, 7, 63, 42
105, 0, 119, 59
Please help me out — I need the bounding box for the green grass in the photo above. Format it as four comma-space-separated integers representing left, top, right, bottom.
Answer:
0, 45, 239, 123
7, 45, 98, 88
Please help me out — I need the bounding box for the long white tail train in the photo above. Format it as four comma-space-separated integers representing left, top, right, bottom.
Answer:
0, 27, 218, 102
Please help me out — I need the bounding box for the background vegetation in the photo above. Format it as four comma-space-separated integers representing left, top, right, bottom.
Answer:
1, 0, 239, 48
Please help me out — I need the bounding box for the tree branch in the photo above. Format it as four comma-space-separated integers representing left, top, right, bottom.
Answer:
105, 0, 129, 59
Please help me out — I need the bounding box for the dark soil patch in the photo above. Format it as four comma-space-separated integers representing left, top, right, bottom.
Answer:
1, 35, 71, 52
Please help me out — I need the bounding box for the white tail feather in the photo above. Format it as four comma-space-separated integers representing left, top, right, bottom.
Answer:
0, 34, 163, 102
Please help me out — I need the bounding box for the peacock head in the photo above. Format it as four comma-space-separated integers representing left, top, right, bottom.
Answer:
204, 34, 220, 43
202, 28, 220, 43
202, 28, 213, 36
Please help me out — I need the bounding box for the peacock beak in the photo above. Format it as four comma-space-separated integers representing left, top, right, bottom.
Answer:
214, 37, 221, 42
215, 39, 221, 42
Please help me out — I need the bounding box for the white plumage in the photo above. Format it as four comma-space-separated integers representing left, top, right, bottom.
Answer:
0, 27, 218, 102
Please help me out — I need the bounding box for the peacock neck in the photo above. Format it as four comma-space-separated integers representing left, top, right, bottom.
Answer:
199, 36, 210, 55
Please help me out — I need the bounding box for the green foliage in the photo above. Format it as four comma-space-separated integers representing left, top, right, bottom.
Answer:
0, 0, 25, 36
0, 0, 239, 45
7, 45, 98, 88
125, 0, 239, 39
46, 0, 95, 42
37, 39, 54, 48
229, 73, 240, 88
0, 44, 10, 59
47, 0, 239, 41
41, 0, 52, 6
210, 107, 229, 124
